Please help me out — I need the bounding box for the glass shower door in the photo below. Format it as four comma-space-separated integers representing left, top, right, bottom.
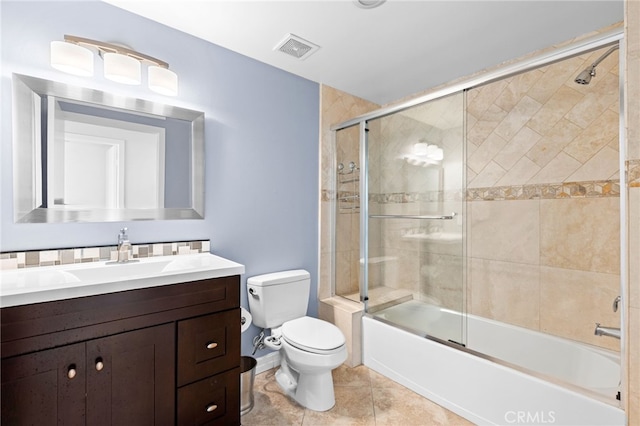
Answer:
364, 92, 466, 345
334, 124, 361, 302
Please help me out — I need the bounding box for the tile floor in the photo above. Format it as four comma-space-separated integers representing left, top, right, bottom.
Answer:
241, 364, 474, 426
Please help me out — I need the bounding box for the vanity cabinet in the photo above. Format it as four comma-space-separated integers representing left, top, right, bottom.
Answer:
2, 324, 173, 425
1, 275, 241, 426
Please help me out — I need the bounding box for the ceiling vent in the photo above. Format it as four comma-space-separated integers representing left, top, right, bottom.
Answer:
274, 34, 320, 60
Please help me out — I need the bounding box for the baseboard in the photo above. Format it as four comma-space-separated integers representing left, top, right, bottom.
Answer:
255, 351, 280, 374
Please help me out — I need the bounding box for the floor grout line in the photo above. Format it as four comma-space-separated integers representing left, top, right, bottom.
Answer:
242, 364, 473, 425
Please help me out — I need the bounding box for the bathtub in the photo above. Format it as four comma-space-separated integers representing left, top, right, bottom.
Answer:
364, 301, 625, 426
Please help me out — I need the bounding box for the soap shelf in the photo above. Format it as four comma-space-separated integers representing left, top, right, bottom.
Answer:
337, 161, 360, 214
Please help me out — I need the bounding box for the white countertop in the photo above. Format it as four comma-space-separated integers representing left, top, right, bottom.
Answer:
0, 253, 245, 308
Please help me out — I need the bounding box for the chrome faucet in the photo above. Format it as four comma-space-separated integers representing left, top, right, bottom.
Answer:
594, 296, 622, 339
116, 228, 131, 263
594, 323, 621, 339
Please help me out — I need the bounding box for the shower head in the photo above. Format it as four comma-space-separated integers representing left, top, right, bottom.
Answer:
575, 66, 596, 85
574, 45, 618, 85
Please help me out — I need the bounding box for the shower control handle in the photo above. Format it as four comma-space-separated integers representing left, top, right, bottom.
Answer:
613, 296, 621, 312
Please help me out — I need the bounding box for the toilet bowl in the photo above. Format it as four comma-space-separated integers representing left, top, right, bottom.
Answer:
247, 270, 347, 411
274, 316, 347, 411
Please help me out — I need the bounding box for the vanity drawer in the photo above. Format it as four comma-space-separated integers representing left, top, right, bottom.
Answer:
177, 309, 240, 387
177, 367, 240, 425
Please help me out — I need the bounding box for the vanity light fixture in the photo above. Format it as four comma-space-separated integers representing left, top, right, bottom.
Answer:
50, 35, 178, 96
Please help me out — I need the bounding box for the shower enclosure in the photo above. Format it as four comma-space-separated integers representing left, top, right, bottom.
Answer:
334, 92, 467, 347
332, 27, 624, 419
361, 93, 465, 346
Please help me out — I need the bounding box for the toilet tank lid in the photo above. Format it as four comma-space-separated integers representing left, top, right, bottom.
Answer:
247, 269, 310, 287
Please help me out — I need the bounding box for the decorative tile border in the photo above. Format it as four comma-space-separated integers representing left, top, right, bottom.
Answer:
324, 179, 622, 205
0, 240, 210, 270
370, 190, 464, 203
322, 189, 463, 203
467, 180, 620, 201
322, 189, 336, 202
629, 160, 640, 188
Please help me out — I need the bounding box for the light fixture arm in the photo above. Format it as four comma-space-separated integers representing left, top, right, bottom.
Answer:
64, 34, 169, 69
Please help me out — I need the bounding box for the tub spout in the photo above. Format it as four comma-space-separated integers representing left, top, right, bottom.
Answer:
594, 323, 620, 339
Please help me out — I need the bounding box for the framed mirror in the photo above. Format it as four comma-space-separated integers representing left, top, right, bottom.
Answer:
12, 74, 204, 223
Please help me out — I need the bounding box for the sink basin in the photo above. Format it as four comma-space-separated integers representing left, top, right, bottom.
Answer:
1, 269, 81, 290
1, 253, 245, 307
67, 259, 173, 282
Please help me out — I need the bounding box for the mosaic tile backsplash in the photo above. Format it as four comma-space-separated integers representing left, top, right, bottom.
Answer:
0, 240, 210, 270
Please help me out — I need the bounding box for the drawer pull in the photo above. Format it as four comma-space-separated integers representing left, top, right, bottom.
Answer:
206, 342, 218, 350
206, 403, 218, 413
67, 365, 77, 379
95, 358, 104, 371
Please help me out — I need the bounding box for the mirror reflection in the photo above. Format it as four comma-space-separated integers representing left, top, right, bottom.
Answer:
12, 74, 204, 223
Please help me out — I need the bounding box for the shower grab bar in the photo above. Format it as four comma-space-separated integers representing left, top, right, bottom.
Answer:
369, 212, 457, 220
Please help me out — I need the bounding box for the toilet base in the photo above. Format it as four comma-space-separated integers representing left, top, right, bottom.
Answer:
275, 364, 336, 412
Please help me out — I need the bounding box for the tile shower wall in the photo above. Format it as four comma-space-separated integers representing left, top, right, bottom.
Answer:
319, 85, 379, 367
467, 45, 619, 188
320, 85, 378, 301
467, 45, 621, 351
624, 1, 640, 420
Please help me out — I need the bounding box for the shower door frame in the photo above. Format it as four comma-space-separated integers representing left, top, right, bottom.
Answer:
331, 26, 627, 406
359, 121, 369, 312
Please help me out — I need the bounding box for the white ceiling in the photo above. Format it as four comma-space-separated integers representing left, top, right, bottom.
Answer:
103, 0, 623, 105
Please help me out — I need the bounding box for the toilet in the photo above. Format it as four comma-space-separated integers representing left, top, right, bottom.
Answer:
247, 269, 347, 411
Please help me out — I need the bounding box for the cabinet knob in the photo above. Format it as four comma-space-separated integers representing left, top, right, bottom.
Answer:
67, 365, 77, 379
206, 342, 218, 350
95, 358, 104, 371
205, 404, 218, 413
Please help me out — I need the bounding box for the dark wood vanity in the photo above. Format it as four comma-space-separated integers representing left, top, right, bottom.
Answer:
1, 275, 241, 425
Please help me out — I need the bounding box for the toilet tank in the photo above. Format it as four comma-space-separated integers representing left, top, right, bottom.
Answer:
247, 269, 310, 329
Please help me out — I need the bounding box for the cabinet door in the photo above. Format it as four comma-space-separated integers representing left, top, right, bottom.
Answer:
1, 343, 86, 426
177, 309, 240, 387
86, 324, 175, 426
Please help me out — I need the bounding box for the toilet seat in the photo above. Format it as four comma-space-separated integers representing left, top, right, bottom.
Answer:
282, 316, 345, 354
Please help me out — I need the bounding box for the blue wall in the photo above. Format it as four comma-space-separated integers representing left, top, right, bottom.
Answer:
0, 1, 320, 356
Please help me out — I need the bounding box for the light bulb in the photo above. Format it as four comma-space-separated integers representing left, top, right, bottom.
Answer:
50, 41, 94, 76
103, 52, 141, 85
148, 66, 178, 96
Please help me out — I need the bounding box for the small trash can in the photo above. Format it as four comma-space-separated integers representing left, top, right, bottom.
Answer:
240, 356, 257, 416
